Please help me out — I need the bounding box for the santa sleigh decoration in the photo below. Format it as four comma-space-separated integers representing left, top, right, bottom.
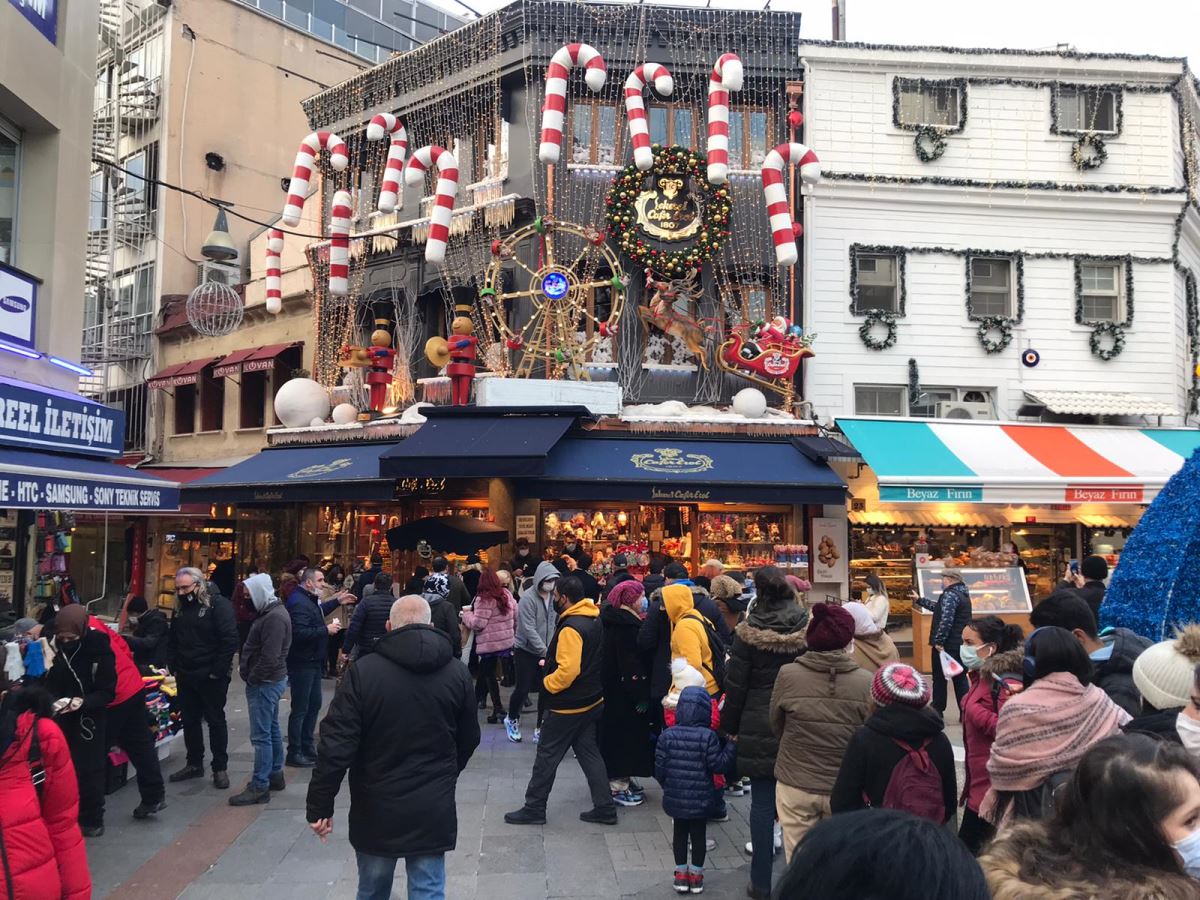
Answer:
718, 315, 815, 408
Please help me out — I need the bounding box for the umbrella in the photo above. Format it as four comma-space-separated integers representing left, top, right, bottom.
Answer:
386, 516, 509, 555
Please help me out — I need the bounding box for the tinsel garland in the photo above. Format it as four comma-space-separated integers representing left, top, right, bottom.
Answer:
801, 37, 1184, 63
1100, 447, 1200, 640
892, 78, 968, 133
907, 358, 920, 404
823, 171, 1184, 195
1072, 134, 1108, 171
1187, 272, 1199, 414
849, 244, 907, 318
914, 127, 947, 163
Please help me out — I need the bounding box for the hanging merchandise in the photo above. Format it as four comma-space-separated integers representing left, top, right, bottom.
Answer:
404, 145, 459, 265
539, 43, 608, 164
705, 53, 743, 184
365, 113, 409, 212
281, 131, 349, 226
761, 142, 822, 266
623, 63, 675, 171
329, 191, 353, 297
264, 229, 283, 314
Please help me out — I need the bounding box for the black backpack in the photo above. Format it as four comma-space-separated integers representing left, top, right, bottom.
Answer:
686, 611, 728, 692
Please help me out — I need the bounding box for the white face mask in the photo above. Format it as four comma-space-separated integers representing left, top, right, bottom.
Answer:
1177, 712, 1200, 760
1173, 824, 1200, 880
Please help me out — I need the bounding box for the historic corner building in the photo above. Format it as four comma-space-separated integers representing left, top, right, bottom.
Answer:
181, 1, 857, 607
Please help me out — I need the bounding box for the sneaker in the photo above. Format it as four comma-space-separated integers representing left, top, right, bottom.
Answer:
228, 784, 270, 806
132, 799, 166, 819
504, 718, 522, 743
689, 871, 704, 894
673, 871, 690, 894
81, 824, 105, 838
212, 771, 230, 790
579, 805, 618, 825
745, 840, 753, 854
628, 779, 645, 797
168, 764, 204, 783
724, 783, 745, 797
504, 806, 546, 825
533, 727, 541, 744
741, 778, 752, 792
269, 771, 286, 792
611, 789, 644, 807
704, 838, 716, 852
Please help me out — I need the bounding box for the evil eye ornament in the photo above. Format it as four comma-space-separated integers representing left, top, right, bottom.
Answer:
1022, 348, 1041, 368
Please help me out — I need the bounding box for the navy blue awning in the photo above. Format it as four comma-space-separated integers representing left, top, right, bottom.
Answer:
527, 437, 846, 504
0, 449, 180, 511
183, 443, 394, 503
380, 413, 576, 478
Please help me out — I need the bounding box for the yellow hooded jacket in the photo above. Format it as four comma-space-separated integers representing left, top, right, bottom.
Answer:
663, 583, 717, 695
542, 598, 603, 713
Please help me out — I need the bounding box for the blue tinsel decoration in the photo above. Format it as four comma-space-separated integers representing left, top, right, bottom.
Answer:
1101, 446, 1200, 640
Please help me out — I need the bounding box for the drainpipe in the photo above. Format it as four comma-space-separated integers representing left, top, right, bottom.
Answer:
86, 512, 110, 610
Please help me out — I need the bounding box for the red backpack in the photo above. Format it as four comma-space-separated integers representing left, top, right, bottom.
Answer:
878, 737, 945, 823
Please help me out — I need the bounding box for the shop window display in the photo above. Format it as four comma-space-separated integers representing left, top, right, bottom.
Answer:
698, 511, 797, 570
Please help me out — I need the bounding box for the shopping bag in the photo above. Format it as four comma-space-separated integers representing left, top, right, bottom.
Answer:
939, 649, 965, 679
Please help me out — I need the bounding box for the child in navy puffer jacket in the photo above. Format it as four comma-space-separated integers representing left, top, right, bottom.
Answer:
655, 685, 736, 894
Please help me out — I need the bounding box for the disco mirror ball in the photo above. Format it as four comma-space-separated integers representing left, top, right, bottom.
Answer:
186, 281, 244, 337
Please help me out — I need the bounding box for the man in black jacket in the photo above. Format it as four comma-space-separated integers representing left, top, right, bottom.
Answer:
352, 553, 383, 601
431, 556, 472, 611
286, 567, 353, 767
307, 595, 479, 899
1070, 555, 1109, 621
167, 567, 238, 789
344, 572, 396, 659
505, 576, 618, 826
122, 595, 169, 670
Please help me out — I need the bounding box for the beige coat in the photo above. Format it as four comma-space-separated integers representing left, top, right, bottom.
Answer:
850, 631, 900, 673
769, 649, 873, 794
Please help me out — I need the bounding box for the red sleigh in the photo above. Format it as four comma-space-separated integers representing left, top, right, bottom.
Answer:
717, 328, 814, 407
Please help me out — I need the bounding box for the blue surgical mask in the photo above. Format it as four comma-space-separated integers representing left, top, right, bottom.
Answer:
1089, 641, 1115, 662
639, 598, 649, 615
960, 644, 992, 671
1173, 826, 1200, 879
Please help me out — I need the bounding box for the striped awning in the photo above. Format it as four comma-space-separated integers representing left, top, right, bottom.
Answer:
837, 418, 1200, 505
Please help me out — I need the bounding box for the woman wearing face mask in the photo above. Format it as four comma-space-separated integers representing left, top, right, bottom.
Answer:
599, 579, 654, 807
957, 616, 1025, 854
1125, 626, 1200, 743
45, 604, 116, 838
981, 733, 1200, 898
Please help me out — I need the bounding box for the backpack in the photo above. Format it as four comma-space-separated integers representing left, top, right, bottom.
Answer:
879, 737, 944, 823
685, 611, 727, 692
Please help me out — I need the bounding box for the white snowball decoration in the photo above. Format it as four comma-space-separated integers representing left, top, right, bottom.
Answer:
274, 377, 331, 428
732, 387, 768, 418
331, 402, 359, 425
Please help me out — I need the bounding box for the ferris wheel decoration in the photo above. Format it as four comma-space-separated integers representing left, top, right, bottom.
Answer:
481, 217, 626, 380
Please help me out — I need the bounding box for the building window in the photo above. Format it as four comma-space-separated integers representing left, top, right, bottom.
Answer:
571, 102, 767, 168
1054, 86, 1118, 135
727, 282, 771, 327
0, 119, 18, 266
852, 250, 904, 314
727, 107, 771, 169
854, 385, 906, 417
649, 106, 698, 151
895, 78, 963, 131
239, 370, 267, 429
200, 371, 224, 432
1077, 259, 1126, 323
968, 256, 1015, 318
89, 171, 107, 233
571, 101, 621, 165
174, 385, 196, 435
113, 265, 155, 318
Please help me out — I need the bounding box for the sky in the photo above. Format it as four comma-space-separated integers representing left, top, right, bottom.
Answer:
441, 0, 1200, 71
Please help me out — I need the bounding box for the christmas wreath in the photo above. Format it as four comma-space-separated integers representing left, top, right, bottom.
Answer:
976, 317, 1013, 354
605, 144, 730, 275
914, 126, 947, 163
1072, 134, 1108, 171
859, 311, 899, 351
1089, 322, 1125, 360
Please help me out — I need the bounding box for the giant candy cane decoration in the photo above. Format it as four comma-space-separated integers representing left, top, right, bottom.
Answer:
706, 53, 744, 184
762, 142, 821, 267
281, 131, 348, 227
366, 113, 408, 213
404, 145, 459, 265
539, 43, 608, 164
328, 191, 352, 296
264, 229, 284, 314
624, 63, 674, 171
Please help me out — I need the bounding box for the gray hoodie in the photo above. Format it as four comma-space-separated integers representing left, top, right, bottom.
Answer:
514, 561, 559, 657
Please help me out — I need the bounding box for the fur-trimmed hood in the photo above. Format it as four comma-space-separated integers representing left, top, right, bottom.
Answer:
979, 646, 1025, 681
734, 620, 807, 654
982, 823, 1198, 900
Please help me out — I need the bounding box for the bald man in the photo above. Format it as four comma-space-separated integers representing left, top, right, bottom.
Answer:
307, 594, 479, 899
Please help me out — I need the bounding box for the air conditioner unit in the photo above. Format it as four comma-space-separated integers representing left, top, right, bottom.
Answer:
938, 400, 994, 420
198, 260, 240, 288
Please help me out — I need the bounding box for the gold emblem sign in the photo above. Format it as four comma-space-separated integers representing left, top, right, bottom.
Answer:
634, 177, 702, 242
630, 447, 714, 474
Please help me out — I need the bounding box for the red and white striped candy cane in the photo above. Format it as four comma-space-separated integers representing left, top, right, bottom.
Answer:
404, 145, 459, 265
329, 191, 352, 296
706, 53, 743, 184
264, 228, 283, 314
281, 131, 349, 227
366, 113, 408, 213
762, 142, 821, 267
624, 63, 674, 172
539, 43, 607, 164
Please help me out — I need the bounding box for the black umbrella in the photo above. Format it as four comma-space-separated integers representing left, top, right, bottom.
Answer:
386, 516, 509, 555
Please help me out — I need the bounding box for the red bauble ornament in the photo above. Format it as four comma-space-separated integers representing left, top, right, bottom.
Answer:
506, 336, 524, 350
600, 321, 618, 337
792, 222, 804, 238
490, 239, 503, 256
788, 110, 804, 129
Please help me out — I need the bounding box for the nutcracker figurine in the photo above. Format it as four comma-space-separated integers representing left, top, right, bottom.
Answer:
446, 304, 478, 406
341, 317, 397, 417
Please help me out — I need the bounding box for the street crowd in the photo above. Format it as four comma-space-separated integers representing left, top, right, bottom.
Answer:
3, 545, 1200, 900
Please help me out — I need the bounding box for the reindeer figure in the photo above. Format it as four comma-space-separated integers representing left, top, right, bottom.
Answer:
637, 269, 713, 368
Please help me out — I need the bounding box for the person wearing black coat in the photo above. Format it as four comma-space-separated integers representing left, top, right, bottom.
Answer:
599, 584, 654, 805
343, 574, 397, 659
721, 566, 808, 897
306, 597, 480, 898
830, 664, 957, 824
421, 573, 463, 657
122, 598, 169, 670
167, 568, 238, 787
911, 570, 972, 714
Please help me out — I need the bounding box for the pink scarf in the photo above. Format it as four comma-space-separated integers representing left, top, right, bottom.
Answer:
981, 671, 1129, 823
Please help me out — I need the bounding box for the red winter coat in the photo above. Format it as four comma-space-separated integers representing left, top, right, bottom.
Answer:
461, 590, 516, 656
89, 615, 143, 706
0, 712, 92, 900
960, 648, 1024, 813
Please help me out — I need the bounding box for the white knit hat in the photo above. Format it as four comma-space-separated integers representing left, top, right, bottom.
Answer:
1132, 624, 1200, 711
663, 657, 707, 710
